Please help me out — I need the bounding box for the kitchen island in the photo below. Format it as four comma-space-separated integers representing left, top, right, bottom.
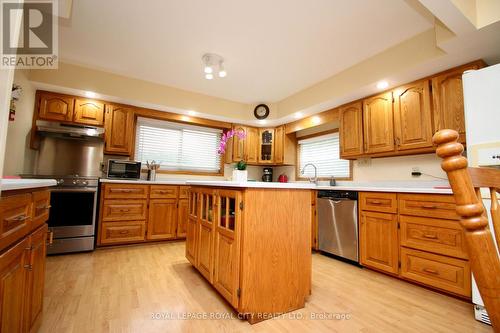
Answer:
185, 182, 312, 323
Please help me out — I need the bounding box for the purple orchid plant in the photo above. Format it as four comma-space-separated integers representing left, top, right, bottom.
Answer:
217, 128, 246, 155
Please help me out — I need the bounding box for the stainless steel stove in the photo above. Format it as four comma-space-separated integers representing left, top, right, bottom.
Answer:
22, 174, 99, 254
22, 122, 105, 254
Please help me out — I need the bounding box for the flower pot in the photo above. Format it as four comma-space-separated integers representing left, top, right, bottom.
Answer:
232, 169, 248, 182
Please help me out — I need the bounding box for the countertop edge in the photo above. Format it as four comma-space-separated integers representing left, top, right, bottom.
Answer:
1, 179, 58, 192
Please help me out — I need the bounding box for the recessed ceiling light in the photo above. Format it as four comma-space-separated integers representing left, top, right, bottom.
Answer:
205, 73, 214, 80
218, 70, 227, 78
204, 66, 213, 74
312, 116, 321, 125
187, 110, 197, 116
376, 80, 389, 90
85, 91, 97, 98
293, 112, 303, 119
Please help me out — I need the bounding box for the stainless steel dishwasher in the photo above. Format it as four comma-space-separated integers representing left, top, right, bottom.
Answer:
317, 190, 358, 263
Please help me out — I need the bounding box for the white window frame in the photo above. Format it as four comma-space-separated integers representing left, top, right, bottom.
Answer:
297, 131, 352, 180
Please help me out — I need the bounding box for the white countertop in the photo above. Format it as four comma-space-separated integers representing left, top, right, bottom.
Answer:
99, 178, 453, 194
1, 179, 57, 191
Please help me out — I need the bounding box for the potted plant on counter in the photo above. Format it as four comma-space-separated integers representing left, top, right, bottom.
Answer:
217, 128, 247, 182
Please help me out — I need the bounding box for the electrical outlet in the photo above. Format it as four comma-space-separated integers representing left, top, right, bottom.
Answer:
357, 157, 372, 167
411, 167, 422, 177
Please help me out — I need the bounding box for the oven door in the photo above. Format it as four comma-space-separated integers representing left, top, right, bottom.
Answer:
48, 188, 98, 238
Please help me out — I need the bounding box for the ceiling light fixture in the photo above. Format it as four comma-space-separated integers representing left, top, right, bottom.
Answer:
202, 53, 227, 80
376, 80, 389, 90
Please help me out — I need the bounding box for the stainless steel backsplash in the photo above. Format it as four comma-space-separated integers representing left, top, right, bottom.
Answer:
34, 136, 104, 176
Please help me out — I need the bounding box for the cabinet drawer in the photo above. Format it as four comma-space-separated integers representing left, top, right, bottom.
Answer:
400, 215, 467, 259
399, 194, 459, 220
179, 186, 189, 199
359, 192, 397, 213
400, 247, 471, 297
0, 194, 32, 251
102, 184, 149, 199
100, 221, 145, 244
102, 200, 147, 221
32, 190, 50, 230
150, 185, 178, 199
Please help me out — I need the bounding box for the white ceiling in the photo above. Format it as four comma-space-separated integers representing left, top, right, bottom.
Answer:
58, 0, 433, 104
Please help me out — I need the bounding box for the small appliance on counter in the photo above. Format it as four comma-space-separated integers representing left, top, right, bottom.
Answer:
262, 167, 273, 182
278, 173, 288, 183
107, 160, 141, 180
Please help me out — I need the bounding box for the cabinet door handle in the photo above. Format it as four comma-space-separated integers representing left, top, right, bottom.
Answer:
421, 205, 438, 209
24, 264, 33, 271
48, 231, 54, 245
422, 233, 438, 239
5, 214, 29, 226
118, 208, 131, 213
369, 200, 382, 205
119, 230, 129, 235
423, 268, 439, 275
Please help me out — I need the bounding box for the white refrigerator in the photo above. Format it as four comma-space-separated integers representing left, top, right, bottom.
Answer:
462, 63, 500, 325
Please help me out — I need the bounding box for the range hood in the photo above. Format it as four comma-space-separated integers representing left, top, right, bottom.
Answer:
36, 120, 105, 140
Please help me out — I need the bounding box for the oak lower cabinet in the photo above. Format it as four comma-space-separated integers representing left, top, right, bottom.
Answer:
359, 192, 472, 298
360, 210, 399, 275
187, 186, 312, 323
0, 189, 51, 333
147, 199, 177, 240
98, 183, 189, 246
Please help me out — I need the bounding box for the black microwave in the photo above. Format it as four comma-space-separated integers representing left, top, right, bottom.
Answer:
107, 160, 142, 180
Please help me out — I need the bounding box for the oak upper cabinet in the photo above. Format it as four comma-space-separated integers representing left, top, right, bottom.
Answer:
273, 126, 296, 165
362, 92, 395, 154
147, 199, 178, 240
393, 80, 433, 151
258, 128, 274, 164
104, 104, 135, 155
186, 189, 199, 266
360, 210, 399, 275
73, 99, 105, 126
0, 237, 29, 333
431, 61, 483, 143
38, 92, 74, 122
339, 101, 364, 158
197, 189, 216, 283
213, 190, 242, 308
245, 127, 259, 163
232, 126, 247, 162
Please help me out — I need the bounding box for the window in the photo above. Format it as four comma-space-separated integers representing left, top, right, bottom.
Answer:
298, 131, 351, 179
135, 117, 222, 174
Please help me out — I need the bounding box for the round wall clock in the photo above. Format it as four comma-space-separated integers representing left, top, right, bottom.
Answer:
254, 104, 270, 120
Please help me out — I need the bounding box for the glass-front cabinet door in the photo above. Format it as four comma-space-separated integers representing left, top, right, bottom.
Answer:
186, 188, 199, 266
258, 128, 274, 163
197, 188, 216, 282
213, 190, 242, 308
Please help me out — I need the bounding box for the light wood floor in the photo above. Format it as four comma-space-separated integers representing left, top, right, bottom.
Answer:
39, 241, 492, 333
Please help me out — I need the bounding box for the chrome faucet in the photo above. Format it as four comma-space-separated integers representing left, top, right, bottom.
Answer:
301, 163, 318, 184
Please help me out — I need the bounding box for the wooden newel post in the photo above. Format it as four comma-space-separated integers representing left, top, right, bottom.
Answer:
433, 129, 500, 331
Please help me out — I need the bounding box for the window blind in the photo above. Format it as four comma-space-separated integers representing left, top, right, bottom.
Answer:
298, 132, 350, 178
135, 117, 222, 173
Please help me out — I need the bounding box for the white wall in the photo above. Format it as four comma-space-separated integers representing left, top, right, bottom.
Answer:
3, 70, 37, 176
